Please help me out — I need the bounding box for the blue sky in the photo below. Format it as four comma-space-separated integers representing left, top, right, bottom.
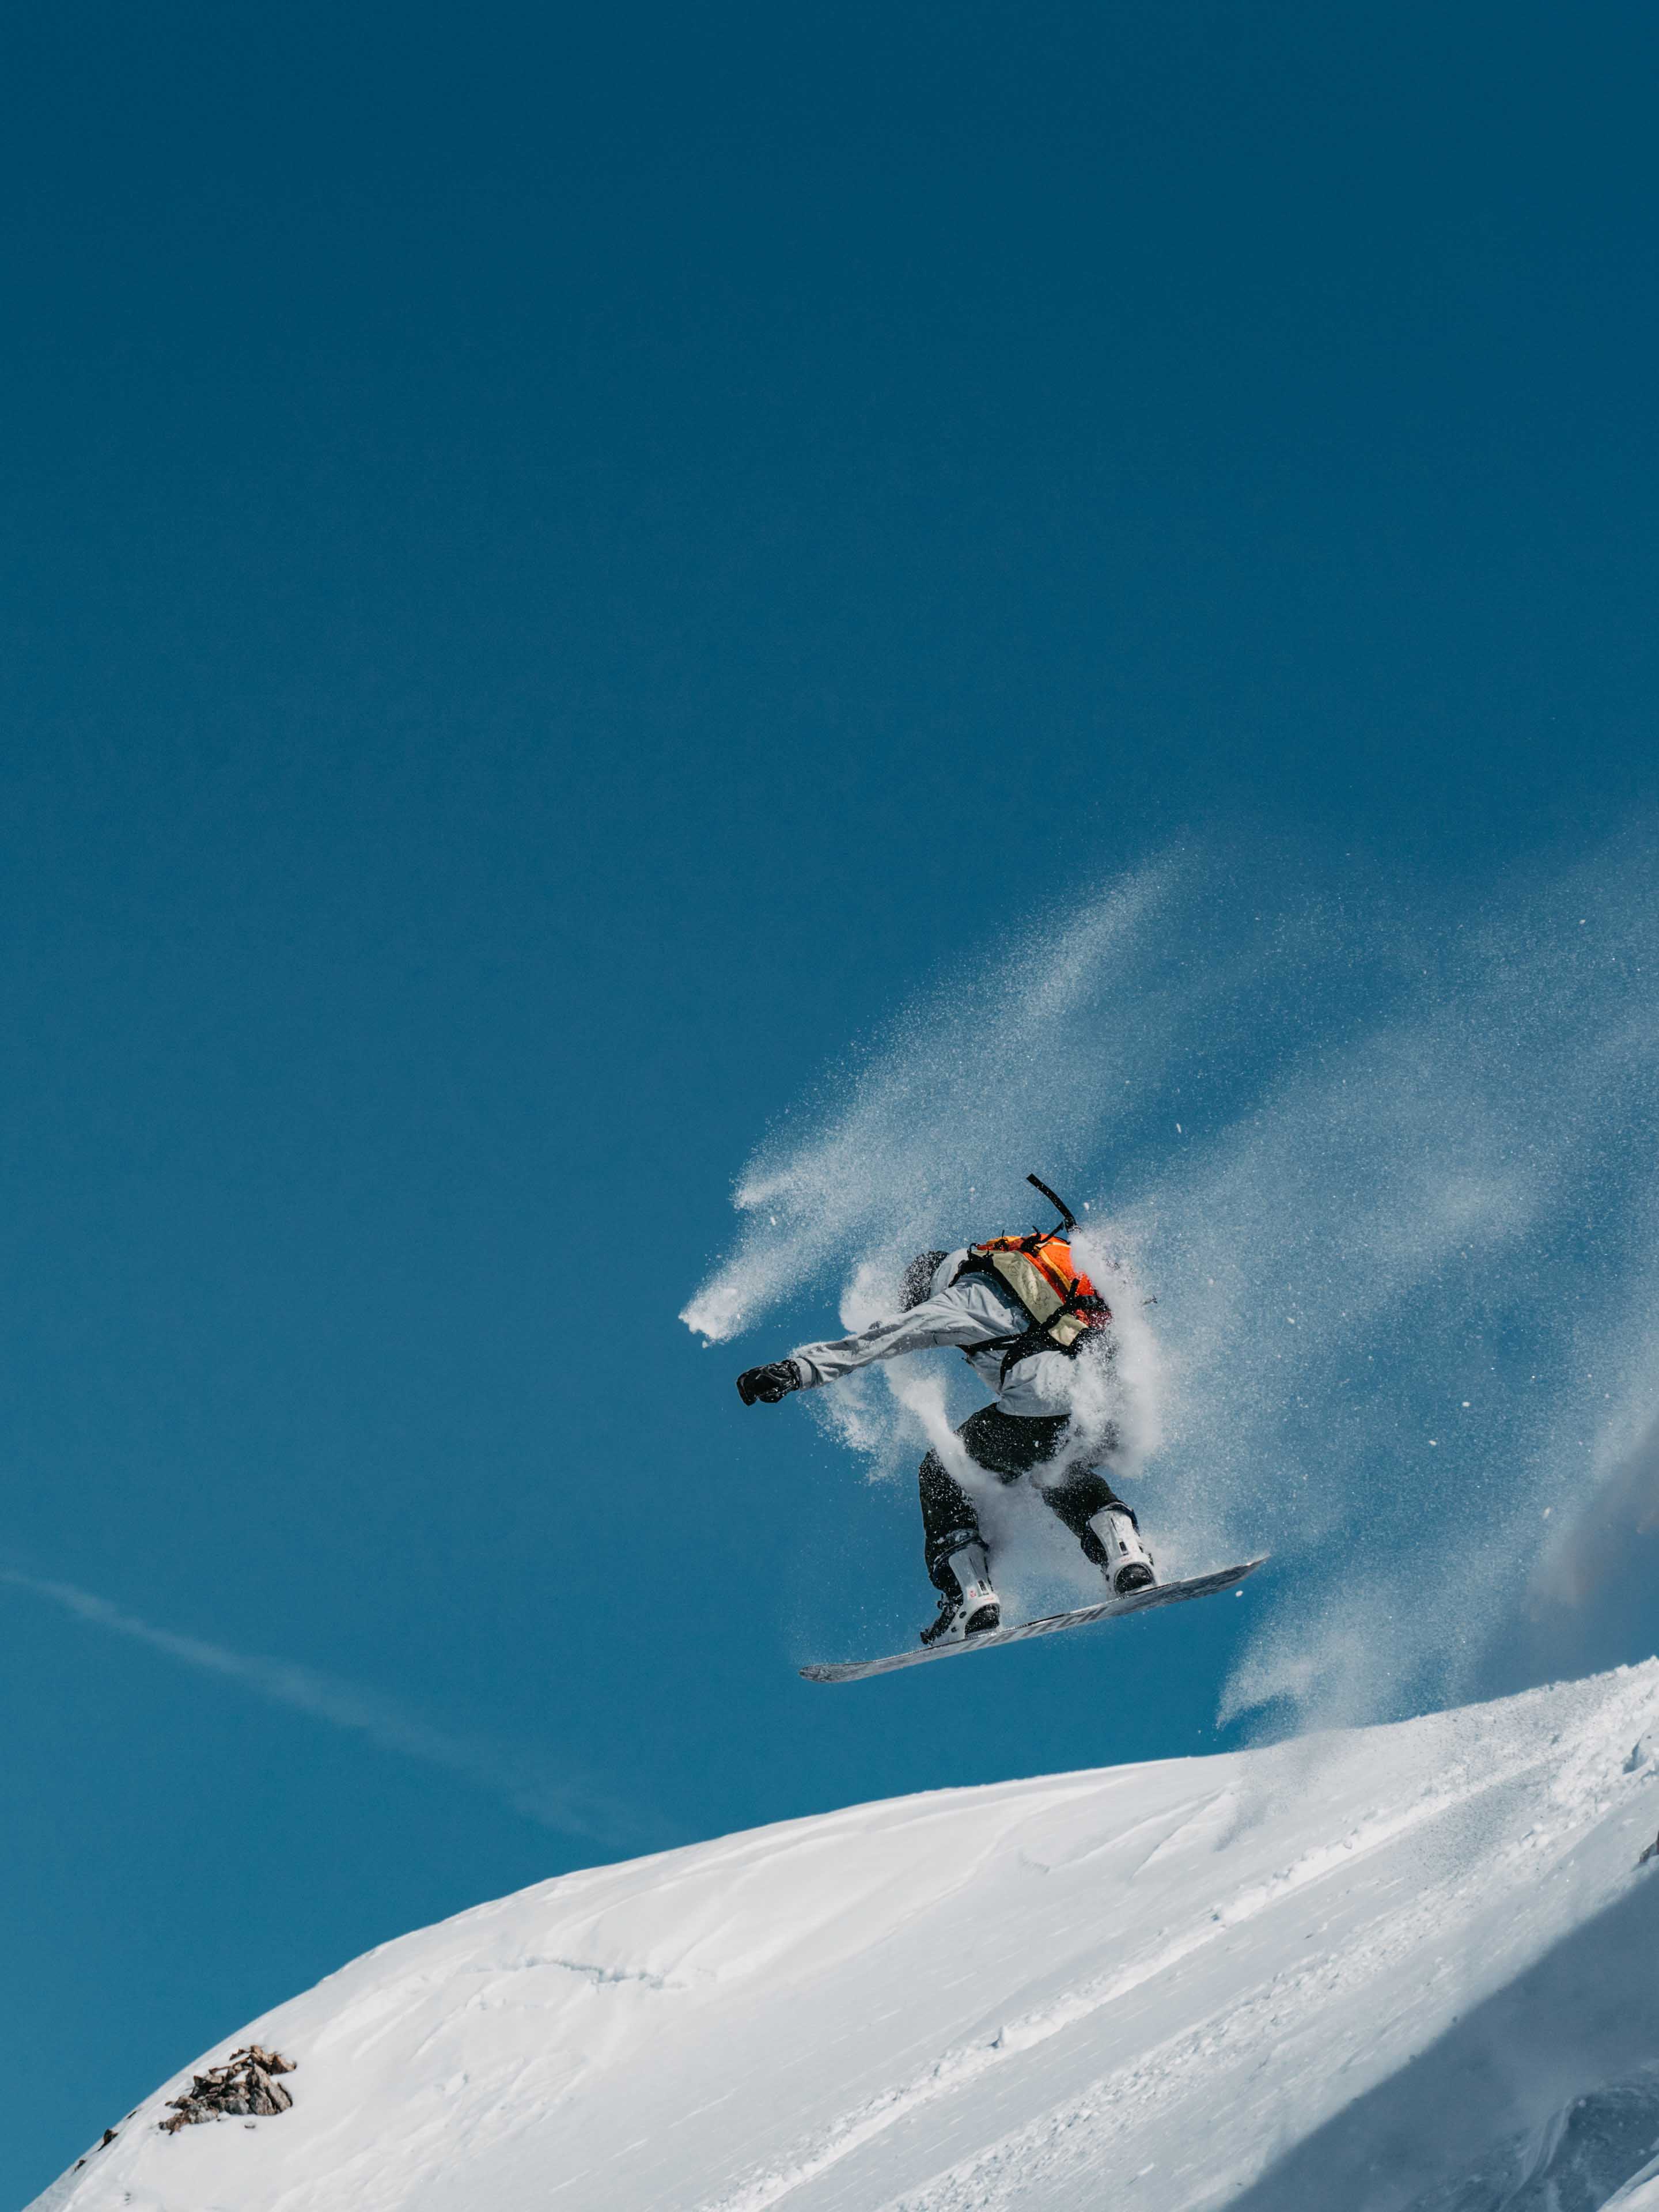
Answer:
5, 0, 1659, 2198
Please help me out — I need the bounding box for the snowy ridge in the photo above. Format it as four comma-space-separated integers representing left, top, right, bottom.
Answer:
33, 1662, 1659, 2212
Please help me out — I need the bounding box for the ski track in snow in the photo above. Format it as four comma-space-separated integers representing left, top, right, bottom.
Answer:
30, 1664, 1659, 2212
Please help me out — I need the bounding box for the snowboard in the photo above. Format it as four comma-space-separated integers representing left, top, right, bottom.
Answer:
799, 1556, 1267, 1684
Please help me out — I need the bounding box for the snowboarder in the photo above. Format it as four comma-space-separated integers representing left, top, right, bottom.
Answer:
737, 1178, 1157, 1647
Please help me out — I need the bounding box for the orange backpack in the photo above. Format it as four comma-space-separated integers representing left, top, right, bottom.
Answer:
963, 1232, 1111, 1350
954, 1178, 1113, 1380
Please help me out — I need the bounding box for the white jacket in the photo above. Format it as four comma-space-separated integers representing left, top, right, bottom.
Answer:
789, 1249, 1088, 1419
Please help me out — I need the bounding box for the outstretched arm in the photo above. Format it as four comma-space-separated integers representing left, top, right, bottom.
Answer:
736, 1273, 1021, 1404
790, 1287, 1009, 1385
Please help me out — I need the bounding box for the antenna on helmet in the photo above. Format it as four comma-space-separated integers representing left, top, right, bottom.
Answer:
1026, 1173, 1077, 1236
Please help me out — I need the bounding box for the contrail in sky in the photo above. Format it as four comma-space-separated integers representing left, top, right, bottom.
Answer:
1, 1567, 648, 1850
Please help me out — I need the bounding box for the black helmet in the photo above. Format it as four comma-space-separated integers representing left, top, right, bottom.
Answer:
899, 1250, 949, 1310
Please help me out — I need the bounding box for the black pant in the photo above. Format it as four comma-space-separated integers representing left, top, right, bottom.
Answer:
918, 1404, 1127, 1589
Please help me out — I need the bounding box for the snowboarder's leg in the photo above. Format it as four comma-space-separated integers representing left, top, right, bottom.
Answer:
955, 1404, 1071, 1479
1037, 1461, 1124, 1538
918, 1449, 985, 1588
916, 1450, 1002, 1645
1039, 1463, 1157, 1595
916, 1407, 1066, 1580
914, 1408, 1068, 1645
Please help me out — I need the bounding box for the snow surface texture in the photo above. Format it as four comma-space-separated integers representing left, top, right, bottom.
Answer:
35, 1661, 1659, 2212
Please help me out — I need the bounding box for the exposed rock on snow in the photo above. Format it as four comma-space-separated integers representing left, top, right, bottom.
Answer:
29, 1663, 1659, 2212
158, 2047, 295, 2133
69, 2131, 119, 2173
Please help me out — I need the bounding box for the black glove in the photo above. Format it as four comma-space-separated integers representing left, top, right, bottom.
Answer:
737, 1361, 801, 1406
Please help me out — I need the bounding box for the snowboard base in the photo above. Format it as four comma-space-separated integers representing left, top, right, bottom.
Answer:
800, 1557, 1267, 1684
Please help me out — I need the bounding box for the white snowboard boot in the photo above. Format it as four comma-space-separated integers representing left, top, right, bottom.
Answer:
1087, 1506, 1157, 1596
920, 1540, 1002, 1645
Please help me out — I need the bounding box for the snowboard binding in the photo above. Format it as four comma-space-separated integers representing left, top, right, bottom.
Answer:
1085, 1505, 1157, 1596
920, 1539, 1002, 1645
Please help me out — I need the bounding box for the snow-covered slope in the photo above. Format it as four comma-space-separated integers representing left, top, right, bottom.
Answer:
34, 1664, 1659, 2212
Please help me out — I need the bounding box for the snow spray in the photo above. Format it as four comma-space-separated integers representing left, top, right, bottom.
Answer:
684, 827, 1659, 1736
